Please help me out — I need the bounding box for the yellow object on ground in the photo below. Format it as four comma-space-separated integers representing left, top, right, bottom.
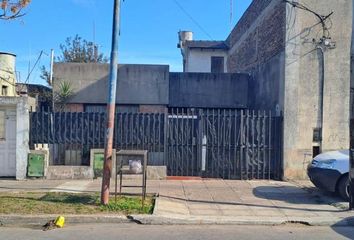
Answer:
54, 216, 65, 228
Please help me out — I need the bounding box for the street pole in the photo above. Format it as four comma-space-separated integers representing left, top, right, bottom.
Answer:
350, 0, 354, 210
49, 49, 54, 111
101, 0, 121, 205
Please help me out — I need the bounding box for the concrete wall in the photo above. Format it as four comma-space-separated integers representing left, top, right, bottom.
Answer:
227, 0, 286, 112
169, 72, 248, 108
186, 49, 228, 73
54, 63, 169, 105
283, 0, 352, 179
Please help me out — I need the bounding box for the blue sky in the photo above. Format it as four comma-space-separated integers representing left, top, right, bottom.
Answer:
0, 0, 252, 86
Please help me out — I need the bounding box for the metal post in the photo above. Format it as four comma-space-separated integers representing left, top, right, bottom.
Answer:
349, 7, 354, 209
101, 0, 121, 205
48, 49, 55, 112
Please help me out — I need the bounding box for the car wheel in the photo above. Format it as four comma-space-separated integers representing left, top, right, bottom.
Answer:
338, 175, 349, 201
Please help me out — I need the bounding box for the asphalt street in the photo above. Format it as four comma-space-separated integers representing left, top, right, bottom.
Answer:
1, 224, 354, 240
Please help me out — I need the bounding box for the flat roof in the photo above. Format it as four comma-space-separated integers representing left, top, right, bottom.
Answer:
185, 41, 229, 50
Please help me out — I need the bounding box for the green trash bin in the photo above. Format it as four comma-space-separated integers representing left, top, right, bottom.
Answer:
27, 153, 45, 177
93, 153, 104, 178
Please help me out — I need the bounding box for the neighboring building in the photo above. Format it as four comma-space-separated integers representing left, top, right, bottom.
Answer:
0, 53, 35, 179
53, 63, 249, 112
178, 31, 229, 73
185, 0, 352, 179
16, 83, 52, 111
0, 52, 18, 97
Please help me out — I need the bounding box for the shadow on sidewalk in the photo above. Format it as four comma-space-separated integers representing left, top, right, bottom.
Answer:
331, 216, 354, 238
253, 186, 347, 206
158, 193, 347, 213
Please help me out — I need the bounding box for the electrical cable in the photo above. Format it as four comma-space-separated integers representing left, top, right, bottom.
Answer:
172, 0, 214, 40
24, 50, 43, 85
283, 0, 333, 40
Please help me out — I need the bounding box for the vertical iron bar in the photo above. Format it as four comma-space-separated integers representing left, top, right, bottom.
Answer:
148, 113, 151, 153
228, 109, 232, 179
262, 110, 266, 179
119, 113, 123, 151
198, 109, 203, 177
136, 113, 139, 150
41, 111, 44, 147
245, 110, 249, 179
163, 111, 168, 167
211, 108, 215, 177
222, 109, 226, 179
152, 113, 155, 153
251, 110, 255, 179
268, 111, 272, 180
130, 112, 133, 150
217, 109, 221, 178
176, 108, 180, 175
125, 113, 128, 150
191, 109, 195, 176
240, 110, 244, 180
257, 110, 260, 179
182, 108, 190, 176
46, 110, 50, 144
234, 109, 237, 179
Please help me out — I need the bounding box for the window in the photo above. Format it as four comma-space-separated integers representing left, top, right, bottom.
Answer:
1, 86, 8, 96
0, 111, 5, 140
211, 56, 225, 73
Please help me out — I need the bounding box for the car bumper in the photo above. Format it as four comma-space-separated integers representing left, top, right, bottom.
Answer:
307, 166, 341, 192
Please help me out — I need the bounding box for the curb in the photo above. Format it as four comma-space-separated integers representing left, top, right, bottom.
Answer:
129, 214, 354, 227
1, 214, 354, 227
0, 215, 131, 227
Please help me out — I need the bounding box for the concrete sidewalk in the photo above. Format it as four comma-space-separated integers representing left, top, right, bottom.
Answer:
0, 178, 353, 226
149, 180, 353, 225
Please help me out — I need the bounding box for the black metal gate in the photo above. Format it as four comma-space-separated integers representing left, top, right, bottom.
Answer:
200, 109, 282, 180
29, 108, 282, 180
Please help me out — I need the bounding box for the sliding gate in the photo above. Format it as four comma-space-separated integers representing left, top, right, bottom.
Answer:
166, 108, 283, 180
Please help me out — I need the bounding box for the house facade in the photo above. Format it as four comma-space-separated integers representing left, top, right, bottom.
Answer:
180, 0, 352, 179
0, 53, 35, 179
178, 31, 229, 73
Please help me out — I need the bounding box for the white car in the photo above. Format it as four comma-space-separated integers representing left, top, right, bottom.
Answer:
307, 150, 349, 200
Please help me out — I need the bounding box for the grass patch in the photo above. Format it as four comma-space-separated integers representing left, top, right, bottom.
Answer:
0, 192, 154, 215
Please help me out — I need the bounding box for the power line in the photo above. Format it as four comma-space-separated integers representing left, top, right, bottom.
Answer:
173, 0, 213, 40
21, 51, 44, 90
230, 0, 233, 31
283, 0, 333, 39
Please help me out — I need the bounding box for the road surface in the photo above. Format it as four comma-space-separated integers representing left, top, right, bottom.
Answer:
1, 224, 354, 240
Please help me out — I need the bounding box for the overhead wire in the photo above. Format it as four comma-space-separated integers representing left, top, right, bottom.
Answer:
283, 0, 333, 40
24, 50, 44, 85
172, 0, 214, 40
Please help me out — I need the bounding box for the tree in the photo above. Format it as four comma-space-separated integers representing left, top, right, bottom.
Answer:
41, 35, 108, 86
0, 0, 31, 20
55, 81, 74, 111
58, 35, 108, 63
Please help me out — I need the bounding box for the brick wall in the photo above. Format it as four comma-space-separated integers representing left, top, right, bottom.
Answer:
227, 0, 273, 47
227, 0, 286, 72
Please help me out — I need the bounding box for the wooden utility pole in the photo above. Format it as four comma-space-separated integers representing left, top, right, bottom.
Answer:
101, 0, 121, 205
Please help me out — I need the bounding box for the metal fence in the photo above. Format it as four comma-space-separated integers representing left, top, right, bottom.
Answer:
30, 108, 283, 180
